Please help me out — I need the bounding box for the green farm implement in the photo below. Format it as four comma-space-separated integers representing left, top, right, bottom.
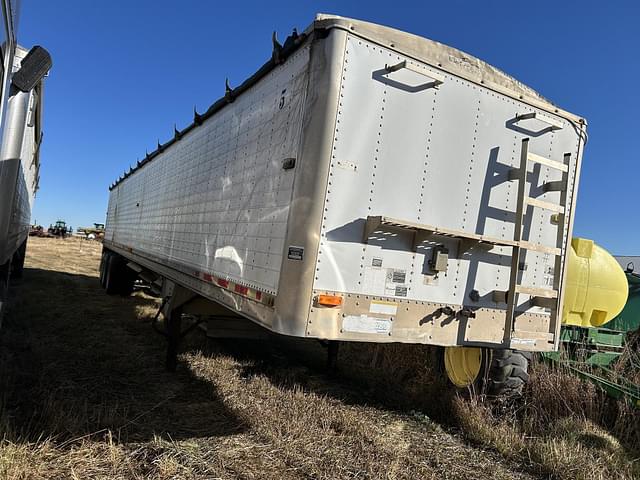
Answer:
544, 256, 640, 408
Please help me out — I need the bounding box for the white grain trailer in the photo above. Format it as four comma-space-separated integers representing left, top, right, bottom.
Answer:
0, 0, 52, 321
102, 14, 587, 394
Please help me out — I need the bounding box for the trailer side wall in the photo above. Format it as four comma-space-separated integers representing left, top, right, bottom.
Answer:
106, 44, 312, 296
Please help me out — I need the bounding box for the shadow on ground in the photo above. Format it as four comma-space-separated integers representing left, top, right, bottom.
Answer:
1, 263, 456, 447
0, 267, 245, 443
2, 240, 637, 479
205, 332, 456, 426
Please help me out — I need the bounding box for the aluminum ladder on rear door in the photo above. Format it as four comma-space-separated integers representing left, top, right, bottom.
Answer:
494, 137, 571, 340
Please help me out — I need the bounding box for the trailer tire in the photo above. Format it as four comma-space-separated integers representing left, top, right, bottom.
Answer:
444, 347, 531, 398
104, 253, 135, 296
11, 239, 27, 280
120, 264, 136, 296
104, 254, 120, 295
99, 250, 111, 288
484, 349, 531, 397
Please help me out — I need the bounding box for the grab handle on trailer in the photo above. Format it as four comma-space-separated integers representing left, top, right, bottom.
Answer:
384, 60, 444, 89
513, 111, 564, 131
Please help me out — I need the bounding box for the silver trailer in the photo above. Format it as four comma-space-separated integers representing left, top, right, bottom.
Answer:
103, 14, 586, 393
0, 0, 52, 319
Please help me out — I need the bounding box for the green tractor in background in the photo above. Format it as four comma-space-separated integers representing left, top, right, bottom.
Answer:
47, 220, 72, 238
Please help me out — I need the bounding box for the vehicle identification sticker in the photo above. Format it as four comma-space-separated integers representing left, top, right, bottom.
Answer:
510, 338, 536, 346
287, 246, 304, 261
369, 300, 398, 315
343, 315, 392, 334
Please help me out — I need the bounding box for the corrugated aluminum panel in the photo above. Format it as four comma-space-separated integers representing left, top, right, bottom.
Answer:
106, 45, 311, 295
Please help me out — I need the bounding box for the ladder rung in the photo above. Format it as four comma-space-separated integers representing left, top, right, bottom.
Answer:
542, 180, 566, 192
519, 241, 561, 256
525, 196, 565, 213
513, 330, 555, 341
527, 152, 569, 172
515, 285, 558, 298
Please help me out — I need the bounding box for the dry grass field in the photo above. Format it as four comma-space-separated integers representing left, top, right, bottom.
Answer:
0, 237, 637, 479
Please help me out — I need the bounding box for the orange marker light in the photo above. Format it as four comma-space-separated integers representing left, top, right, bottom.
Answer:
317, 294, 343, 307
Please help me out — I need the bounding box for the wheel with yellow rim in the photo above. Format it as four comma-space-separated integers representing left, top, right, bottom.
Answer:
443, 346, 531, 397
444, 346, 485, 388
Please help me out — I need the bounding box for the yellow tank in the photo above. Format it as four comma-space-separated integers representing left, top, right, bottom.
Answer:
562, 238, 628, 327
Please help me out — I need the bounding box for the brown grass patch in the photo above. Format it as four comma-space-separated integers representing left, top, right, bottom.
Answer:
1, 237, 638, 478
453, 359, 640, 480
0, 237, 537, 479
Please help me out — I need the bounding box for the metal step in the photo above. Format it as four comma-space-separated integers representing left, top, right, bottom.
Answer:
519, 241, 561, 256
527, 151, 569, 172
493, 287, 559, 304
524, 196, 565, 213
514, 285, 558, 298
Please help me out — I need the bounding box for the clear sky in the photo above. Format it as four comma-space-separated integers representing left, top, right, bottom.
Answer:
19, 1, 639, 254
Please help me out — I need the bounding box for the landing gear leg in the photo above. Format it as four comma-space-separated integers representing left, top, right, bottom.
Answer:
165, 306, 183, 372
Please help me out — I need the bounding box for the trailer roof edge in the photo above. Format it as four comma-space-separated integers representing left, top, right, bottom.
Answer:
110, 13, 586, 191
313, 13, 585, 125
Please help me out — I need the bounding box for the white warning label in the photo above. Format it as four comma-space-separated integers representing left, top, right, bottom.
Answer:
369, 300, 398, 315
343, 315, 392, 334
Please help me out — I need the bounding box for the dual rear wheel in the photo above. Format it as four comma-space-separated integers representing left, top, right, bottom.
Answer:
100, 250, 135, 296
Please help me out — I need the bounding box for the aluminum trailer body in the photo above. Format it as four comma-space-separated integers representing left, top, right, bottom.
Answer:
0, 45, 45, 265
105, 14, 587, 353
0, 0, 23, 267
0, 0, 51, 319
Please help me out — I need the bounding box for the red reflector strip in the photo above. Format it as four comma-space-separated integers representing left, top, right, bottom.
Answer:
194, 271, 271, 306
234, 284, 249, 295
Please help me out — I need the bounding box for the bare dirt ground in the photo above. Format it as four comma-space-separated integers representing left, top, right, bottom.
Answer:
0, 237, 637, 479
